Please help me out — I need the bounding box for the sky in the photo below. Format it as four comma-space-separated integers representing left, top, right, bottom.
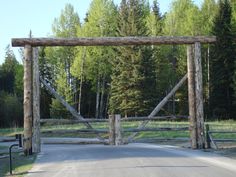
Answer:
0, 0, 203, 64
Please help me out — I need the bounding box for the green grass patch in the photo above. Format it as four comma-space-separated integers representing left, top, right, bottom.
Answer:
39, 120, 236, 140
0, 127, 23, 137
2, 120, 236, 140
0, 151, 36, 177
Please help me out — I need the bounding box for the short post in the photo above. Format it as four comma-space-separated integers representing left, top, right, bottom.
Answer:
194, 42, 205, 149
205, 124, 211, 148
115, 114, 122, 145
109, 114, 115, 145
23, 45, 33, 155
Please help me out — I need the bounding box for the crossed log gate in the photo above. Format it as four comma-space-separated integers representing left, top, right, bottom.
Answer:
11, 36, 214, 155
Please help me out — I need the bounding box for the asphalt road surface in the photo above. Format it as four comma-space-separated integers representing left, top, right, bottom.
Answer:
27, 143, 236, 177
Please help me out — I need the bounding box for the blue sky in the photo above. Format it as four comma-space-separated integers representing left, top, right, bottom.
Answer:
0, 0, 203, 64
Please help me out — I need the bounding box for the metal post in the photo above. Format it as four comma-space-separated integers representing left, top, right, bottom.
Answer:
9, 144, 19, 175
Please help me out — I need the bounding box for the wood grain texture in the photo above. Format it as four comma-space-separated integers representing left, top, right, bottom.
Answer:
32, 47, 41, 153
194, 42, 205, 149
109, 115, 115, 145
187, 45, 197, 149
115, 114, 122, 145
12, 36, 217, 47
23, 45, 33, 155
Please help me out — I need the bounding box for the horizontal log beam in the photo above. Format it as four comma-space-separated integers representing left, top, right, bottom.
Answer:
209, 131, 236, 134
42, 129, 108, 134
40, 116, 189, 124
40, 119, 109, 124
41, 127, 188, 134
124, 127, 189, 132
121, 115, 188, 121
12, 36, 216, 47
134, 137, 189, 143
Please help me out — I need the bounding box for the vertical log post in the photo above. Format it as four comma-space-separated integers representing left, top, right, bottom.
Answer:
194, 42, 205, 149
109, 114, 115, 145
205, 124, 211, 149
115, 114, 122, 145
32, 47, 41, 153
23, 45, 33, 155
187, 45, 197, 149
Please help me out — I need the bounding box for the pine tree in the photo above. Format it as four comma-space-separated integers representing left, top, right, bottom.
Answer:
210, 0, 235, 119
109, 0, 156, 116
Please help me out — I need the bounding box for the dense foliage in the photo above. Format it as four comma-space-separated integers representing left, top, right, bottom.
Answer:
1, 0, 236, 127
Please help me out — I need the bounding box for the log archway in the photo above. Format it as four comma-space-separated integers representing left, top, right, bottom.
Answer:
12, 36, 214, 155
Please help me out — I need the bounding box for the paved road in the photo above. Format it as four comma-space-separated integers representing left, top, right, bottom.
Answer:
27, 143, 236, 177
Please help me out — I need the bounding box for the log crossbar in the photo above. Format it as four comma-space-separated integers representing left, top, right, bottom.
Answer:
12, 36, 216, 47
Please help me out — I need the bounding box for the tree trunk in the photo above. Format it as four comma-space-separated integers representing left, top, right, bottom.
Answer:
99, 75, 105, 118
78, 48, 86, 115
95, 77, 101, 119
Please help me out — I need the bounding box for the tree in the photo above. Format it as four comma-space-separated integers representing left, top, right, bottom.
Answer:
72, 0, 118, 118
0, 45, 18, 93
210, 0, 235, 119
48, 4, 81, 118
0, 45, 23, 127
109, 0, 156, 117
161, 0, 203, 115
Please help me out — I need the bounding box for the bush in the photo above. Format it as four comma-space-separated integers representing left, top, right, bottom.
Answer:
0, 91, 23, 127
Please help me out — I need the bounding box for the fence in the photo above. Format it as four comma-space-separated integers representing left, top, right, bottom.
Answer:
40, 114, 189, 145
206, 124, 236, 149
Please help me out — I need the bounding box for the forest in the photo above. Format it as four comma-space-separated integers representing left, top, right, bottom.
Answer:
1, 0, 236, 127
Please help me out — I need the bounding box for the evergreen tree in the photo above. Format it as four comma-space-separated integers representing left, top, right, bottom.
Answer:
0, 45, 18, 93
109, 0, 156, 116
0, 46, 23, 127
210, 0, 235, 119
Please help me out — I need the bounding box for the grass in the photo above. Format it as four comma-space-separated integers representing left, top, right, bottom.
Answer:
1, 120, 236, 140
0, 150, 36, 177
0, 127, 23, 137
37, 120, 236, 140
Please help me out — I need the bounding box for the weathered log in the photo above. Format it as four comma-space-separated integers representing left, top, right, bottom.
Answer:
40, 77, 84, 120
115, 114, 122, 145
208, 131, 236, 134
124, 127, 189, 132
42, 129, 108, 134
109, 115, 115, 145
32, 47, 41, 153
40, 116, 188, 125
40, 77, 105, 141
12, 36, 217, 47
23, 45, 33, 156
194, 42, 205, 149
40, 119, 109, 124
127, 74, 188, 142
134, 137, 189, 143
121, 115, 188, 121
187, 45, 197, 149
